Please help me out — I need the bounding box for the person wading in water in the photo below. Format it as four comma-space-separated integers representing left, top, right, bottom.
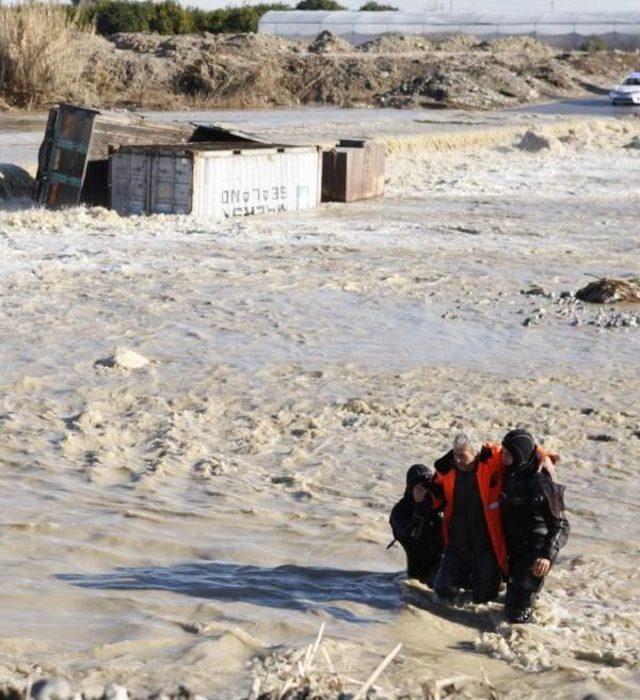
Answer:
500, 428, 570, 623
389, 464, 443, 587
432, 431, 556, 606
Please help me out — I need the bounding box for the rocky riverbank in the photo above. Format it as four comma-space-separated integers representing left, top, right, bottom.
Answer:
1, 31, 638, 111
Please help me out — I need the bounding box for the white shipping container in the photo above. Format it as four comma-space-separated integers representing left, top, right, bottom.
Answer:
109, 143, 323, 219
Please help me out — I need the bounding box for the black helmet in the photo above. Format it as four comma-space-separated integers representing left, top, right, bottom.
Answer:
502, 429, 536, 472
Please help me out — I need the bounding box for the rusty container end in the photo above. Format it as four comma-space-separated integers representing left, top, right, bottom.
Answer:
321, 139, 385, 203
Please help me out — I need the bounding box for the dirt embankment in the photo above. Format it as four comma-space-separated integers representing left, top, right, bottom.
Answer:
1, 30, 639, 111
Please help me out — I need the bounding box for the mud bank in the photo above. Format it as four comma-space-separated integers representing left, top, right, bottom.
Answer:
0, 115, 639, 698
1, 32, 638, 111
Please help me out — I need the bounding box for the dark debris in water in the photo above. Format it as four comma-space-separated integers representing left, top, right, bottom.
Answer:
587, 434, 617, 443
516, 280, 640, 330
576, 278, 640, 304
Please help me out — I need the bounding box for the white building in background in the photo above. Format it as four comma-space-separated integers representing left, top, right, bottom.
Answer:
259, 9, 640, 48
413, 1, 638, 10
183, 1, 640, 9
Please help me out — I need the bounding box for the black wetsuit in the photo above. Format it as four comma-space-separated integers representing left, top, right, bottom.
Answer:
389, 464, 443, 586
432, 450, 502, 603
500, 464, 570, 622
500, 428, 570, 623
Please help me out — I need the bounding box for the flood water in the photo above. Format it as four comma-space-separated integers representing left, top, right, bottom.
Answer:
2, 98, 631, 169
0, 108, 639, 698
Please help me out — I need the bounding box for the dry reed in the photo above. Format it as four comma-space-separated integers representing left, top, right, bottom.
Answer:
0, 1, 88, 108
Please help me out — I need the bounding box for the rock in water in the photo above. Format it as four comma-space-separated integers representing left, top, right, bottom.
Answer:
587, 434, 617, 442
516, 130, 551, 152
31, 679, 71, 700
576, 278, 640, 304
521, 283, 549, 296
0, 163, 34, 199
624, 136, 640, 150
95, 347, 150, 370
193, 456, 226, 478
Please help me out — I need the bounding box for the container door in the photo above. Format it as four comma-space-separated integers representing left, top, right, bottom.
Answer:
148, 154, 192, 215
109, 152, 149, 215
38, 105, 98, 209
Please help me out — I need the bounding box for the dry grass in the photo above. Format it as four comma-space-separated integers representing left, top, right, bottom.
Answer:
247, 623, 502, 699
0, 1, 89, 108
248, 624, 406, 699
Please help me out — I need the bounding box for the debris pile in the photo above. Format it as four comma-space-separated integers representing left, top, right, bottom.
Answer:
247, 624, 402, 699
308, 30, 353, 55
358, 34, 434, 53
1, 30, 637, 110
518, 279, 640, 329
516, 130, 551, 152
479, 35, 555, 58
436, 34, 479, 52
575, 277, 640, 304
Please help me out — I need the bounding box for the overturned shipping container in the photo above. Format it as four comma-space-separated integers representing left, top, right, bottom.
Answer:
34, 103, 268, 209
322, 140, 385, 203
109, 143, 323, 219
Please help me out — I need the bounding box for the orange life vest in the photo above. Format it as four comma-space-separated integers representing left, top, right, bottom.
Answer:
435, 443, 509, 575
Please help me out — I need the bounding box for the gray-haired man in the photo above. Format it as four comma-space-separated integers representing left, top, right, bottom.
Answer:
432, 431, 556, 605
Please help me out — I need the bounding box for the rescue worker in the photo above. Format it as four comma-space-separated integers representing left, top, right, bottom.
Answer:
500, 429, 570, 623
389, 464, 443, 587
432, 432, 556, 604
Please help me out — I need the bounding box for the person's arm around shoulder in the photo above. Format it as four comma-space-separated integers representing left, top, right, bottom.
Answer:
478, 442, 503, 474
434, 449, 455, 475
535, 445, 560, 481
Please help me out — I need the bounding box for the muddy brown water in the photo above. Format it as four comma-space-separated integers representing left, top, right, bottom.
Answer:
0, 109, 639, 698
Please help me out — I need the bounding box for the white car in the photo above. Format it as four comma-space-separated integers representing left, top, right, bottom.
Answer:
610, 72, 640, 105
